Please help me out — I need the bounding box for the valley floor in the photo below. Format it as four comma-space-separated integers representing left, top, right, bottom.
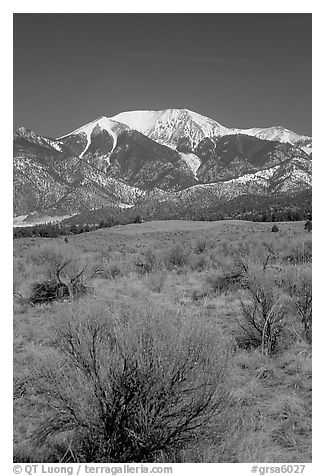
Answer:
13, 220, 312, 463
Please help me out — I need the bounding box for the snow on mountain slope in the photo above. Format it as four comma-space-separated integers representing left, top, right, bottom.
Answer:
13, 213, 76, 227
233, 126, 311, 146
179, 153, 201, 179
272, 157, 312, 193
112, 110, 165, 133
301, 146, 312, 155
112, 109, 310, 148
225, 165, 281, 184
58, 116, 129, 157
56, 109, 310, 161
112, 109, 231, 149
225, 157, 311, 193
13, 126, 147, 218
15, 127, 64, 152
170, 157, 311, 202
14, 108, 311, 223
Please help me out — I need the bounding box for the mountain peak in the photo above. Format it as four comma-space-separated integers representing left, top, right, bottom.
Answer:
16, 126, 34, 136
16, 126, 29, 133
57, 116, 128, 140
14, 126, 40, 142
111, 108, 230, 148
13, 107, 312, 224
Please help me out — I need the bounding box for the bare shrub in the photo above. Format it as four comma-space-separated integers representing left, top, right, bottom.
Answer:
29, 242, 85, 281
283, 266, 312, 343
28, 242, 88, 304
13, 258, 24, 294
13, 258, 37, 311
237, 269, 289, 355
134, 248, 159, 275
280, 239, 312, 264
29, 281, 69, 304
27, 301, 231, 463
193, 239, 209, 254
164, 244, 189, 270
304, 220, 312, 232
232, 240, 278, 270
260, 243, 278, 271
204, 270, 232, 294
204, 257, 248, 295
90, 256, 110, 279
108, 263, 121, 279
90, 255, 123, 280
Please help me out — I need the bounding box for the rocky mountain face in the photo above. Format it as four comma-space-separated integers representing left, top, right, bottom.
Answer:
13, 126, 144, 220
13, 109, 312, 225
113, 109, 230, 149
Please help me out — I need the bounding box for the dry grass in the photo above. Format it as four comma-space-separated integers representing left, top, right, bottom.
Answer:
13, 220, 312, 463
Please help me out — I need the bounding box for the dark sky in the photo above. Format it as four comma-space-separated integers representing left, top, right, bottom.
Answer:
13, 13, 312, 138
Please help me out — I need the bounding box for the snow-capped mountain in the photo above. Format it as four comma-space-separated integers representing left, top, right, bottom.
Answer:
13, 126, 145, 220
112, 109, 230, 149
143, 156, 311, 205
112, 108, 311, 150
58, 116, 130, 158
13, 108, 312, 225
56, 108, 311, 162
233, 125, 311, 147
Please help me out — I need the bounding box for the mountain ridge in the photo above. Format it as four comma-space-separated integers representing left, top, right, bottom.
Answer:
111, 108, 311, 147
13, 108, 312, 226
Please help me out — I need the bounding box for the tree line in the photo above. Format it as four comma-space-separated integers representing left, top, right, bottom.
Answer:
13, 206, 311, 240
13, 214, 143, 239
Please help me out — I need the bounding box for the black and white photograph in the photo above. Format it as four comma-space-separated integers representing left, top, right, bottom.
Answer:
11, 6, 313, 471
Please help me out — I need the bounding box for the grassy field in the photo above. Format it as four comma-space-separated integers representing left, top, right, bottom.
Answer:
13, 220, 312, 463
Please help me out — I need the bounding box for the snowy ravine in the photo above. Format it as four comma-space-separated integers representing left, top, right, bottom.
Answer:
58, 116, 130, 157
